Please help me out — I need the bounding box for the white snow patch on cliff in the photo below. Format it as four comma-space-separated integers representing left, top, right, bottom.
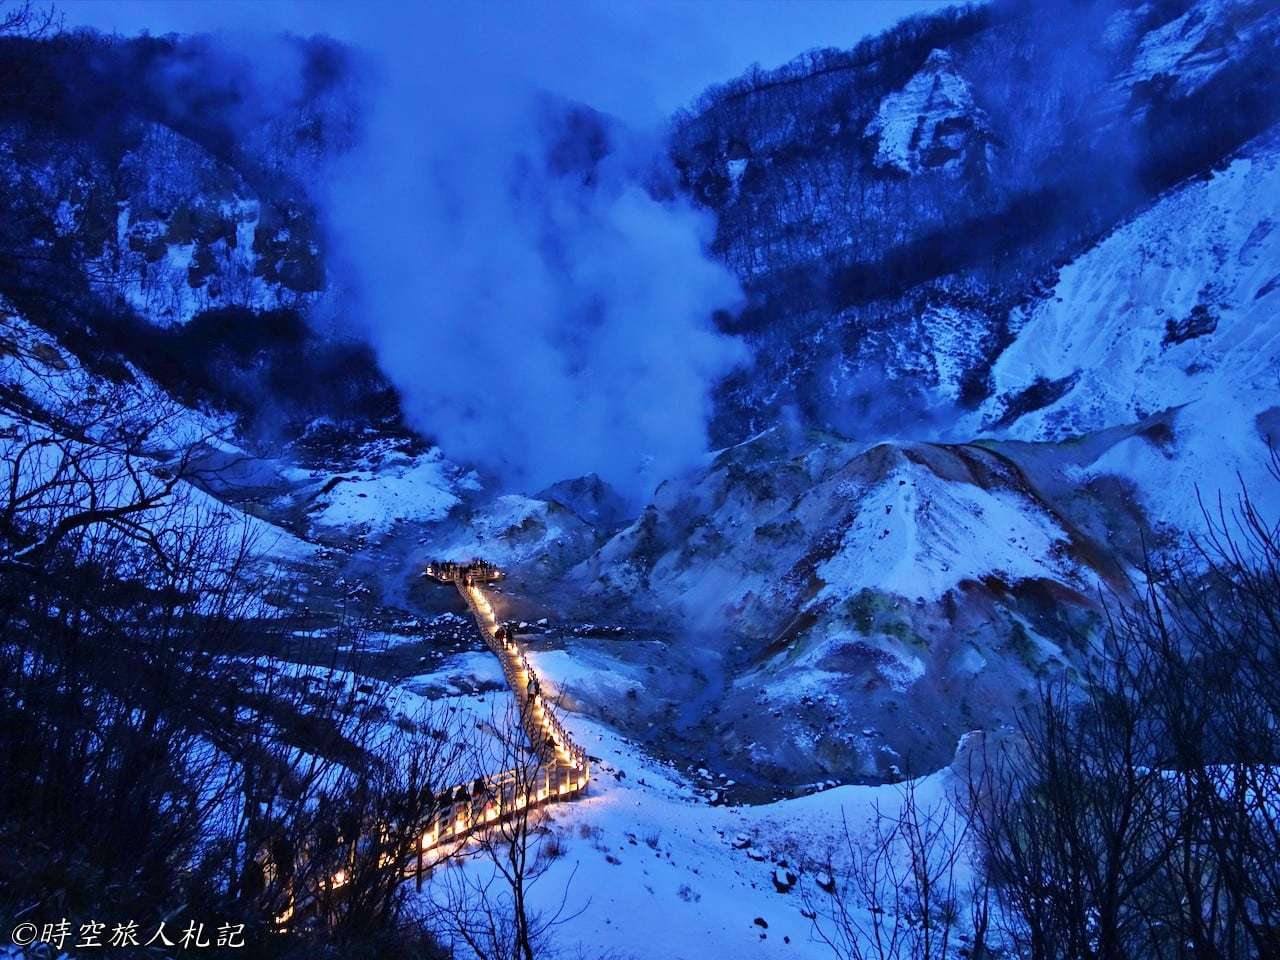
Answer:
979, 130, 1280, 529
1124, 0, 1279, 98
816, 464, 1079, 602
865, 48, 988, 176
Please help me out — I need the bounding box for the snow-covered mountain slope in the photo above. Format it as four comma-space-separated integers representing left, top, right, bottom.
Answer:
429, 493, 598, 570
385, 641, 977, 959
565, 115, 1280, 781
5, 0, 1275, 802
547, 428, 1123, 784
0, 305, 316, 566
976, 124, 1280, 531
532, 0, 1278, 789
0, 37, 548, 731
672, 0, 1280, 445
584, 429, 1115, 616
1122, 0, 1280, 98
0, 30, 395, 462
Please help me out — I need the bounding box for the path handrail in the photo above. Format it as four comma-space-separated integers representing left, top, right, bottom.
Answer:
277, 563, 590, 924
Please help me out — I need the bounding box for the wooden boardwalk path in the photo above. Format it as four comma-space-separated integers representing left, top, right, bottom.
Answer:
280, 562, 589, 921
413, 564, 590, 864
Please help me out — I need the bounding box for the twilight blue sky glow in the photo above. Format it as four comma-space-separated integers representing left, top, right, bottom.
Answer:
62, 1, 952, 498
63, 1, 953, 119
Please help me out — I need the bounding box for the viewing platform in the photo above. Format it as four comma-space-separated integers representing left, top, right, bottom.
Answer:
424, 559, 503, 585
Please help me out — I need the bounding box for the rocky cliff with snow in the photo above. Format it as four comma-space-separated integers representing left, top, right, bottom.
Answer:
2, 0, 1278, 792
671, 0, 1279, 442
544, 0, 1280, 785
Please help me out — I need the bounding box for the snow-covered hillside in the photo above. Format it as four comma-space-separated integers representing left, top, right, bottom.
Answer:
556, 114, 1280, 778
96, 125, 321, 327
1122, 0, 1280, 98
674, 0, 1280, 447
549, 429, 1118, 785
977, 125, 1280, 531
0, 305, 316, 566
424, 702, 973, 960
307, 445, 466, 535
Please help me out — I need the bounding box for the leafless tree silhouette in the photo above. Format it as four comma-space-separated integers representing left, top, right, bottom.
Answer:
971, 454, 1280, 960
805, 775, 987, 960
432, 698, 583, 960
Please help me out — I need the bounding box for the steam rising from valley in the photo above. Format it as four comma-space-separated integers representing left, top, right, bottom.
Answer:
60, 0, 959, 499
315, 11, 749, 501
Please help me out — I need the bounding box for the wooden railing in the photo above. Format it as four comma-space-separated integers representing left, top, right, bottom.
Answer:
408, 566, 590, 880
279, 564, 590, 922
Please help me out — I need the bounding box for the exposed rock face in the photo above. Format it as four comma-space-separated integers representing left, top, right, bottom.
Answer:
864, 48, 991, 177
101, 122, 327, 327
971, 126, 1280, 532
1122, 0, 1280, 99
536, 473, 631, 532
558, 425, 1145, 783
0, 33, 412, 444
670, 0, 1280, 444
0, 36, 345, 326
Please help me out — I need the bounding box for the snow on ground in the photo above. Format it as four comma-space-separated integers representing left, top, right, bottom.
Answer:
525, 646, 653, 705
396, 651, 515, 727
0, 404, 313, 566
192, 477, 318, 564
919, 304, 989, 402
404, 650, 507, 696
816, 462, 1082, 603
309, 450, 461, 533
978, 128, 1280, 529
264, 651, 517, 776
268, 572, 978, 958
0, 306, 238, 454
410, 641, 974, 959
1065, 396, 1279, 535
421, 703, 967, 960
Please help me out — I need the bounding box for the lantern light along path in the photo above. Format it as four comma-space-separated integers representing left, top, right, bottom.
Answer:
413, 561, 591, 874
280, 561, 590, 926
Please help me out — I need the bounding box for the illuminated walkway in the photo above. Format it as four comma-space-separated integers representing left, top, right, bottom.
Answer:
280, 562, 589, 922
414, 563, 590, 861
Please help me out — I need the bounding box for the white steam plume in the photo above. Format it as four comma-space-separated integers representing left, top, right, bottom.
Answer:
321, 9, 747, 500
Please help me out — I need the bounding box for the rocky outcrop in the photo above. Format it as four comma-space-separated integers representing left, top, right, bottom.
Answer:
100, 123, 326, 327
864, 48, 992, 177
0, 32, 394, 440
670, 0, 1280, 446
554, 425, 1150, 783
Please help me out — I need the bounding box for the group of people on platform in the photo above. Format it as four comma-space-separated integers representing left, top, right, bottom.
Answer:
425, 559, 502, 583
